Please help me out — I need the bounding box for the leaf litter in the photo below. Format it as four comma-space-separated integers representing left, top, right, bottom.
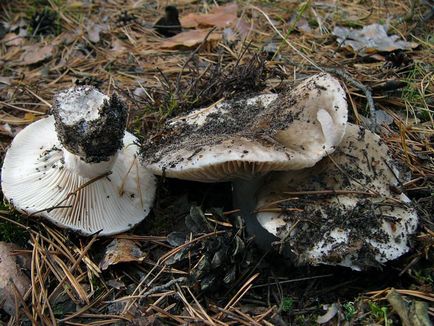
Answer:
333, 23, 419, 54
0, 0, 433, 324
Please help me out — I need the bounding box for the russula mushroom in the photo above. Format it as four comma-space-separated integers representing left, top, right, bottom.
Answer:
255, 123, 419, 270
141, 73, 348, 182
1, 86, 156, 235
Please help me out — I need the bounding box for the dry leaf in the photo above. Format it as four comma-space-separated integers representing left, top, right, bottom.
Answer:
20, 44, 54, 65
0, 76, 11, 85
333, 24, 419, 54
181, 3, 238, 28
87, 23, 109, 43
99, 239, 146, 270
23, 112, 37, 123
3, 32, 24, 46
159, 29, 221, 49
0, 242, 31, 316
111, 38, 127, 53
233, 18, 251, 38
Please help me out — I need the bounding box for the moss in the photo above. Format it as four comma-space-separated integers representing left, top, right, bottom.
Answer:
0, 203, 29, 247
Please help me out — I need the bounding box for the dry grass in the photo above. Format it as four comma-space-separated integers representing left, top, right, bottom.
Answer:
0, 0, 433, 324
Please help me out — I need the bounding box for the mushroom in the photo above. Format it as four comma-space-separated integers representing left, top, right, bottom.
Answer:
255, 123, 419, 270
1, 86, 156, 235
141, 73, 348, 182
141, 73, 347, 249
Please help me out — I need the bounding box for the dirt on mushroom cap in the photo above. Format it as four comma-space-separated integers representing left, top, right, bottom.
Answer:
141, 73, 342, 170
256, 124, 418, 269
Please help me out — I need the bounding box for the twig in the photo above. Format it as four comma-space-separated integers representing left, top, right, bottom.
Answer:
141, 277, 187, 298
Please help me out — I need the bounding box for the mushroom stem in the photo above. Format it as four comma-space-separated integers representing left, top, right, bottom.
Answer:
63, 150, 118, 179
232, 177, 278, 251
53, 86, 127, 165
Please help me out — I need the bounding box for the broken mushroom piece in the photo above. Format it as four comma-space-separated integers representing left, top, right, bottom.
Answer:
1, 86, 156, 235
255, 124, 419, 270
142, 73, 348, 182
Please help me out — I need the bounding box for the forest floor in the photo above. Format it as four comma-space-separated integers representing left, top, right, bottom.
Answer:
0, 0, 433, 325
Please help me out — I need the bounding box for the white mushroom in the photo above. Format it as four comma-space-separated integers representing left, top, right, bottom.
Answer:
142, 73, 348, 182
1, 86, 156, 236
255, 123, 419, 270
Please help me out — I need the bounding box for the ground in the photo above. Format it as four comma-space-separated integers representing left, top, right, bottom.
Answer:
0, 0, 433, 325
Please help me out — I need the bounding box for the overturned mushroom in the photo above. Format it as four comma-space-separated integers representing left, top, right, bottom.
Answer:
255, 124, 419, 270
1, 86, 156, 235
142, 73, 348, 182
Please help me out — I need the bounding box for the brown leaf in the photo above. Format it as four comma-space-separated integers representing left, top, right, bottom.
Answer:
159, 29, 221, 49
111, 38, 127, 53
0, 242, 31, 316
181, 3, 238, 28
20, 44, 54, 65
99, 239, 146, 270
3, 33, 24, 46
87, 23, 109, 43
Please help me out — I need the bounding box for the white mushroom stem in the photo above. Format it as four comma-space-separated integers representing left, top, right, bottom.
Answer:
63, 150, 118, 179
53, 86, 128, 177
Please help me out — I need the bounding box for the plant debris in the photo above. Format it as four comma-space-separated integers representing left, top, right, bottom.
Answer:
0, 242, 30, 316
20, 44, 54, 65
99, 239, 147, 270
333, 23, 419, 54
159, 28, 220, 49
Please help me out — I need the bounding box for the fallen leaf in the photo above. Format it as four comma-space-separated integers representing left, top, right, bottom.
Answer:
111, 38, 127, 53
233, 18, 251, 38
87, 22, 109, 43
159, 29, 220, 49
0, 76, 11, 85
3, 32, 24, 46
23, 112, 37, 123
52, 31, 77, 46
333, 24, 419, 54
289, 16, 312, 33
0, 242, 31, 316
181, 3, 238, 28
20, 44, 54, 65
99, 239, 146, 270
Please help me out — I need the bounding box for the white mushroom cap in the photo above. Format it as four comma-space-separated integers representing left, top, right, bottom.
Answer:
255, 124, 418, 270
1, 87, 157, 236
142, 73, 348, 182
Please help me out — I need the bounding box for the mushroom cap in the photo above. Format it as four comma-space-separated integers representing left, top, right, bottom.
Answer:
255, 123, 418, 270
1, 116, 157, 236
142, 73, 347, 182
